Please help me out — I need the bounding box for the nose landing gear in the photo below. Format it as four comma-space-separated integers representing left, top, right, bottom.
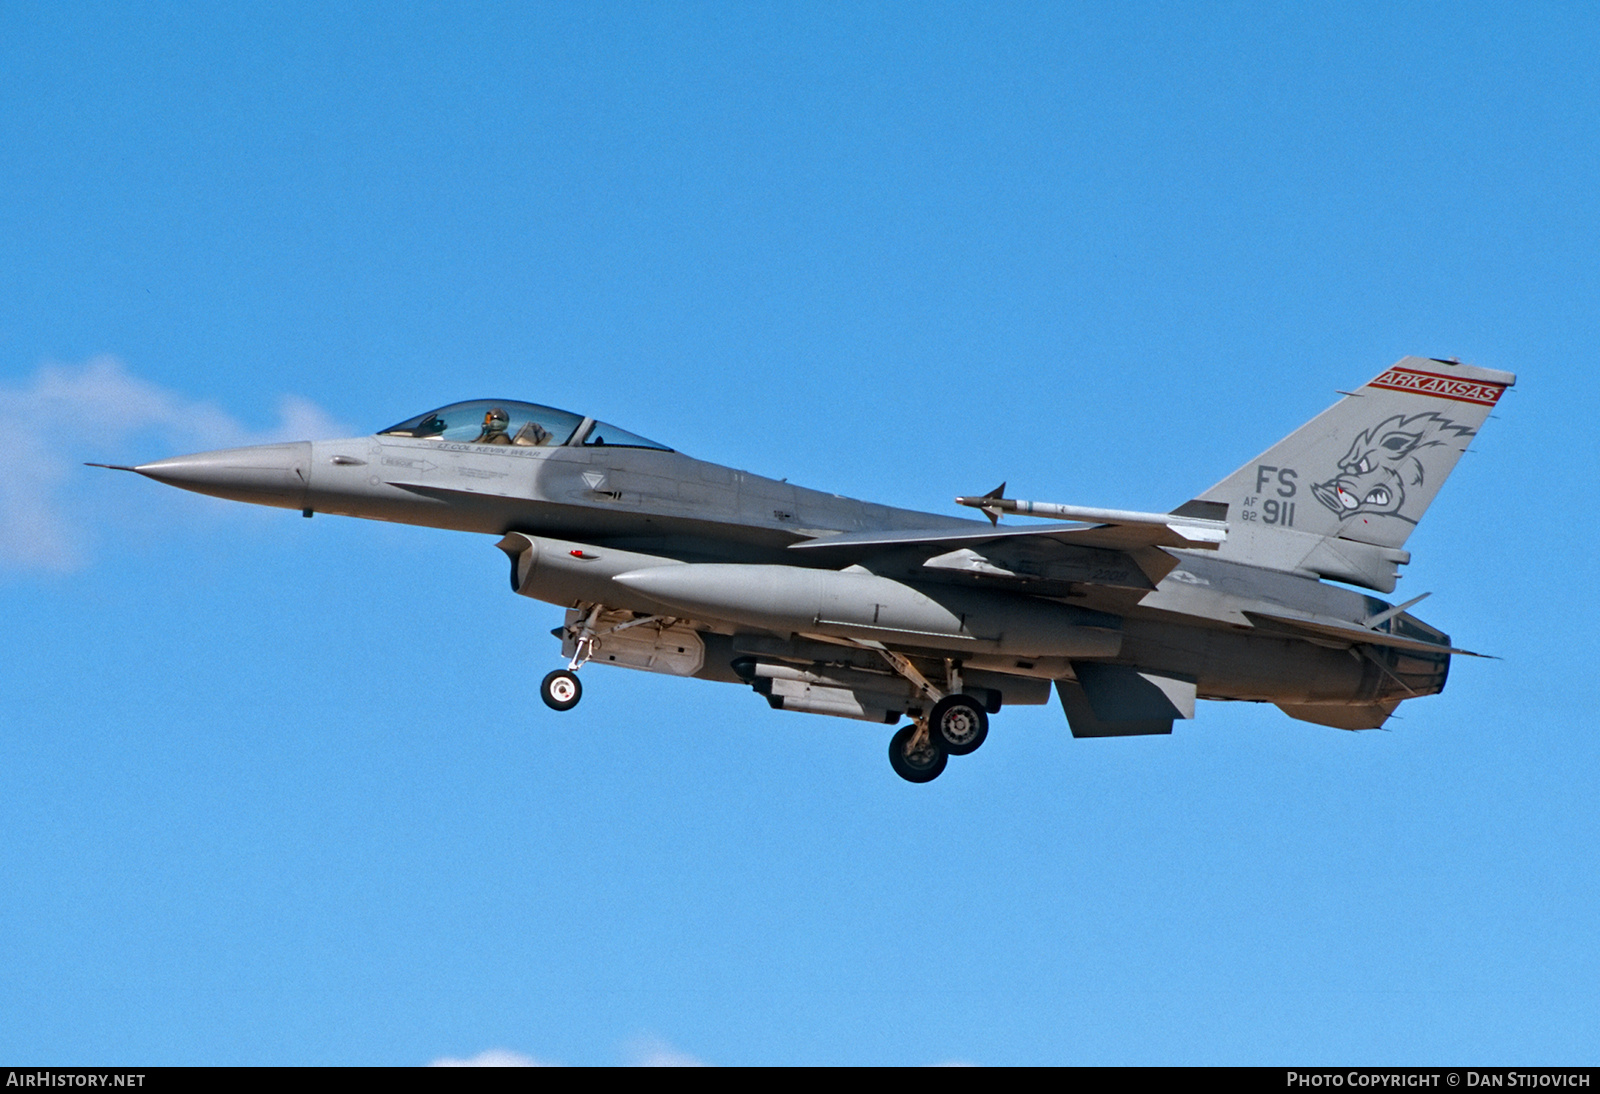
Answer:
540, 604, 602, 711
540, 604, 689, 712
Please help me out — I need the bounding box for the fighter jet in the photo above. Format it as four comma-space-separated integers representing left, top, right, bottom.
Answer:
95, 357, 1513, 782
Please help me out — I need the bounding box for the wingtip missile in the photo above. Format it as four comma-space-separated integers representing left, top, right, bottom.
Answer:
955, 490, 1230, 547
954, 482, 1007, 525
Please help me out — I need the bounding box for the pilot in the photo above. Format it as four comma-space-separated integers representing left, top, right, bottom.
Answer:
472, 407, 513, 445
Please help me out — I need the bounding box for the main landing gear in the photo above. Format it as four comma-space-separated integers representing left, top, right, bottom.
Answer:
886, 694, 990, 784
870, 651, 991, 784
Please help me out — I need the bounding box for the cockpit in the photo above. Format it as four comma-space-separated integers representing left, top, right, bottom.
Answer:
377, 400, 672, 451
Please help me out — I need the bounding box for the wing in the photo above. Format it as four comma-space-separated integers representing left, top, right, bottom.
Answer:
788, 512, 1225, 592
791, 511, 1226, 554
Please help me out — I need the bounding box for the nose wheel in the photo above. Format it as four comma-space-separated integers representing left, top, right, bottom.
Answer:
540, 669, 583, 711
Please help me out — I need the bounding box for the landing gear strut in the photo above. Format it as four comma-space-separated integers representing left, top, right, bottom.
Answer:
888, 723, 947, 784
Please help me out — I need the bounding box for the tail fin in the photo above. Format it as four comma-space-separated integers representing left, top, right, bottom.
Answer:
1188, 357, 1514, 591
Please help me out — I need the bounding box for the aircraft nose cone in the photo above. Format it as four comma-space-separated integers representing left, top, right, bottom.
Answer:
135, 442, 312, 510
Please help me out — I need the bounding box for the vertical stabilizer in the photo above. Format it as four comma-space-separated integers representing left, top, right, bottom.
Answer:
1186, 358, 1514, 590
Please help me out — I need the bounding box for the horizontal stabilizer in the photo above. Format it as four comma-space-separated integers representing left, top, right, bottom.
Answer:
1242, 610, 1489, 657
1276, 701, 1400, 730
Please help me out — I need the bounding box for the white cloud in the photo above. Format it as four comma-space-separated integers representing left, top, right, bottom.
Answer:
425, 1038, 973, 1066
0, 356, 351, 574
429, 1048, 557, 1067
425, 1035, 706, 1068
624, 1033, 707, 1067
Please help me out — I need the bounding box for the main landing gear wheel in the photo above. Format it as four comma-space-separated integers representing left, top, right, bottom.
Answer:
929, 694, 988, 756
888, 724, 948, 784
540, 669, 583, 712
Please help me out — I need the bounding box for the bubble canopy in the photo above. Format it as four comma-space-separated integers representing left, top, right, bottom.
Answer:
376, 400, 672, 451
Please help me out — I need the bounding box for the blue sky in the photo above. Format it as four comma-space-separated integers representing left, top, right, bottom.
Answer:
3, 1, 1596, 1065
